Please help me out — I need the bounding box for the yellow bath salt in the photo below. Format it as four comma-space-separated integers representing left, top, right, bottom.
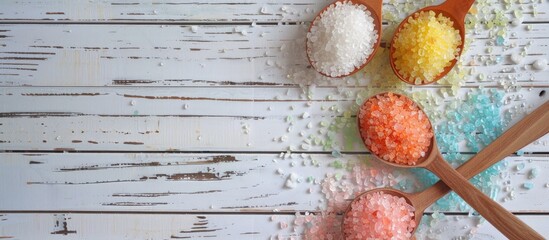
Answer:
392, 11, 462, 84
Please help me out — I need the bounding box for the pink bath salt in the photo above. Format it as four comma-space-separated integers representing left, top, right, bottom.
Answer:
343, 191, 416, 240
358, 92, 433, 165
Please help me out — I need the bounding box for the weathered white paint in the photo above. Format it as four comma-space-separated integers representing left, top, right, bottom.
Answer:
0, 24, 548, 86
0, 0, 548, 239
0, 213, 547, 239
0, 0, 547, 22
0, 153, 547, 212
0, 87, 547, 152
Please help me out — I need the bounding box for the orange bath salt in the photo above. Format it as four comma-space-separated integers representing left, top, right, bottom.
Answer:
392, 11, 461, 84
358, 93, 433, 165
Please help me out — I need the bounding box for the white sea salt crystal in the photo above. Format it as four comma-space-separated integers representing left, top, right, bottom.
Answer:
289, 173, 299, 181
285, 179, 297, 189
510, 53, 523, 64
306, 1, 378, 77
190, 26, 199, 33
532, 58, 547, 71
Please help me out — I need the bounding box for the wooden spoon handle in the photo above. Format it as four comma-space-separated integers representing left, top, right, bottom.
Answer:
441, 0, 476, 21
416, 100, 549, 210
427, 156, 544, 240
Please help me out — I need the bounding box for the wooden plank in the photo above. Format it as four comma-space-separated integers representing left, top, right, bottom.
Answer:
0, 213, 547, 239
0, 24, 548, 87
0, 0, 547, 23
0, 86, 547, 152
1, 153, 547, 212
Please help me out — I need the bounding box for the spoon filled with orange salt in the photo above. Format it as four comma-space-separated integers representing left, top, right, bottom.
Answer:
390, 0, 475, 85
343, 92, 545, 240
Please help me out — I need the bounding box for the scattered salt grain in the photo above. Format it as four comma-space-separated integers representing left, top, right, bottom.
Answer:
532, 58, 547, 71
515, 163, 525, 171
306, 1, 378, 77
510, 53, 523, 64
285, 178, 297, 189
523, 182, 534, 190
529, 168, 539, 179
190, 26, 199, 33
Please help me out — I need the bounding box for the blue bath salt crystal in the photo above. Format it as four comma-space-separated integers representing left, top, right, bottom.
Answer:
496, 36, 505, 46
331, 149, 342, 158
529, 168, 539, 179
496, 55, 503, 63
523, 182, 534, 190
412, 90, 506, 212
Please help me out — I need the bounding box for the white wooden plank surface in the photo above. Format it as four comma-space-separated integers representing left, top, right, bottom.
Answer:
1, 87, 547, 152
0, 23, 548, 87
0, 213, 548, 239
1, 0, 548, 239
0, 0, 547, 23
0, 153, 547, 212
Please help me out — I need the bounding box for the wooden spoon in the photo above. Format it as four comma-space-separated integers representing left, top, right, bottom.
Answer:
389, 0, 475, 85
350, 93, 545, 240
306, 0, 383, 78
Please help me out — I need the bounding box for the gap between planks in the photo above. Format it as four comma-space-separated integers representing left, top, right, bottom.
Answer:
0, 20, 548, 25
0, 210, 546, 216
2, 150, 548, 155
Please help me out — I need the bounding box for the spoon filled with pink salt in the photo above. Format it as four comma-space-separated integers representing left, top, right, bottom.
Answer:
344, 92, 546, 240
306, 0, 382, 78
